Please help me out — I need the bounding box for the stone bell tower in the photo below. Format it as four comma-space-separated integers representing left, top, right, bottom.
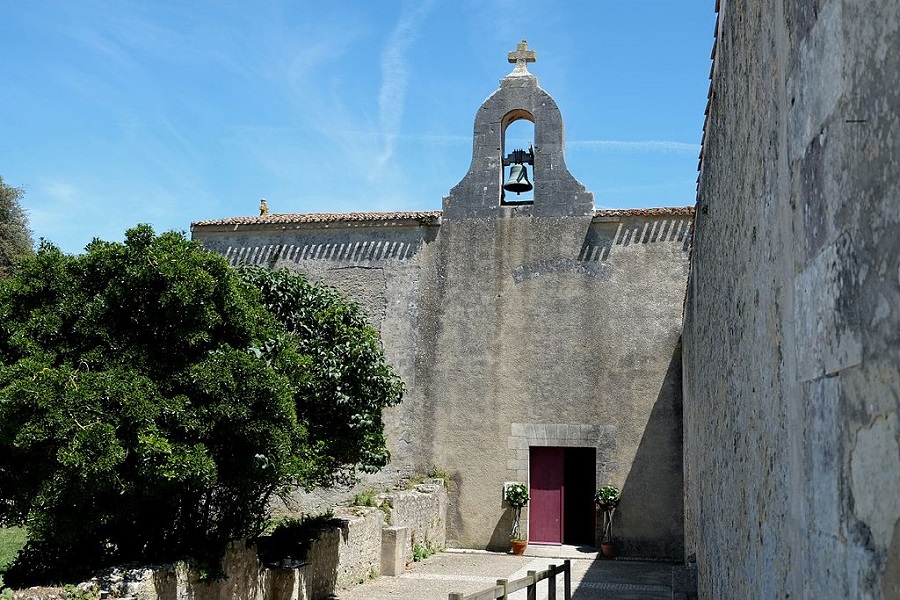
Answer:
442, 40, 594, 219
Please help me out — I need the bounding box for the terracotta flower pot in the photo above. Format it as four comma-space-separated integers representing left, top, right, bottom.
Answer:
600, 541, 617, 559
510, 539, 528, 555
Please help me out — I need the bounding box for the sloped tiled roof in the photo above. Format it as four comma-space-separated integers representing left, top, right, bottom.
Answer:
191, 206, 694, 228
593, 207, 694, 218
191, 211, 442, 227
698, 0, 722, 183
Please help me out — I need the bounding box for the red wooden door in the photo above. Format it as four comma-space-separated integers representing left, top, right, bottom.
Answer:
529, 447, 564, 544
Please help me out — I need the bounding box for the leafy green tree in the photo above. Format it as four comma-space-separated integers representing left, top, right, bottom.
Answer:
0, 176, 33, 277
0, 226, 402, 587
238, 266, 404, 483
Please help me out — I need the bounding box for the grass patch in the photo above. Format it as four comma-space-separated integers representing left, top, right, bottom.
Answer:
407, 465, 452, 491
426, 465, 448, 480
351, 489, 378, 507
0, 527, 28, 589
412, 540, 438, 562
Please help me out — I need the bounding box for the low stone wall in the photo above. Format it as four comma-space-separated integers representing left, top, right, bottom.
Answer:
100, 509, 384, 600
19, 480, 449, 599
89, 542, 306, 600
305, 508, 383, 597
379, 479, 448, 563
132, 508, 386, 599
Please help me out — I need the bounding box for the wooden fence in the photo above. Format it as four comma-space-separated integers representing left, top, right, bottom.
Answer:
448, 559, 571, 600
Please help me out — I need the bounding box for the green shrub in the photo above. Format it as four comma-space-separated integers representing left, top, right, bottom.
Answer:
352, 490, 378, 507
0, 227, 403, 587
594, 485, 621, 507
62, 583, 99, 600
426, 465, 448, 480
412, 540, 437, 562
0, 526, 27, 588
256, 512, 339, 567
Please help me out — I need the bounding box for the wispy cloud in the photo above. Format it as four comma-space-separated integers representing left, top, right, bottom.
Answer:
282, 37, 354, 100
44, 181, 78, 204
569, 140, 700, 154
28, 180, 91, 248
377, 0, 437, 168
338, 130, 469, 145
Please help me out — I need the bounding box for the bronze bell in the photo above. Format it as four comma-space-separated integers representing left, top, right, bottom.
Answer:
503, 163, 533, 194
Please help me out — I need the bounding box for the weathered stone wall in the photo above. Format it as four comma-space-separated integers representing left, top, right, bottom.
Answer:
417, 213, 689, 558
683, 0, 900, 597
100, 512, 384, 600
381, 480, 448, 563
118, 542, 306, 600
305, 508, 383, 596
195, 209, 690, 559
71, 483, 447, 599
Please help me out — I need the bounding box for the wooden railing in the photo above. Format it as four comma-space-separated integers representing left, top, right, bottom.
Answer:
448, 559, 571, 600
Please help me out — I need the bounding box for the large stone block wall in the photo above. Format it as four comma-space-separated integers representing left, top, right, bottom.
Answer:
683, 0, 900, 597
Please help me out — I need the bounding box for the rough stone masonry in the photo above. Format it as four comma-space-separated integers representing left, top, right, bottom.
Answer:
683, 0, 900, 598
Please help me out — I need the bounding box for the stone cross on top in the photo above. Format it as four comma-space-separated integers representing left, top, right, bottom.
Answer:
507, 39, 536, 76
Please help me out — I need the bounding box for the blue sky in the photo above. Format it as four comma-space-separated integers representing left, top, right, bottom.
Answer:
2, 1, 716, 254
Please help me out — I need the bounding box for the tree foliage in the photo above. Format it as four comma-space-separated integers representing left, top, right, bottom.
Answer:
0, 176, 33, 277
238, 266, 404, 482
0, 226, 403, 586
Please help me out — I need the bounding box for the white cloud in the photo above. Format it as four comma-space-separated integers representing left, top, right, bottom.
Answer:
335, 130, 469, 145
27, 180, 92, 249
376, 0, 437, 168
43, 181, 79, 203
283, 38, 353, 100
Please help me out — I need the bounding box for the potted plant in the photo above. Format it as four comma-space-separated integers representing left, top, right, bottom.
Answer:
594, 485, 620, 559
504, 482, 530, 554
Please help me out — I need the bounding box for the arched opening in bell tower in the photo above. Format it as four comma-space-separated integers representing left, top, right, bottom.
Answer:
500, 110, 535, 206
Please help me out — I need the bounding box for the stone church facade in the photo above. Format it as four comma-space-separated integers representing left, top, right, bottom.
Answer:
193, 44, 692, 559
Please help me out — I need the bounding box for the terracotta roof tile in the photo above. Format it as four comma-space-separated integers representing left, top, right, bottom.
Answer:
698, 3, 722, 182
191, 207, 694, 228
191, 211, 442, 227
592, 207, 694, 218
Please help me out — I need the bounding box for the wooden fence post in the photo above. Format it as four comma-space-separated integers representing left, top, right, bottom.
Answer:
564, 559, 571, 600
497, 578, 509, 600
548, 563, 557, 600
527, 570, 537, 600
448, 593, 464, 600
